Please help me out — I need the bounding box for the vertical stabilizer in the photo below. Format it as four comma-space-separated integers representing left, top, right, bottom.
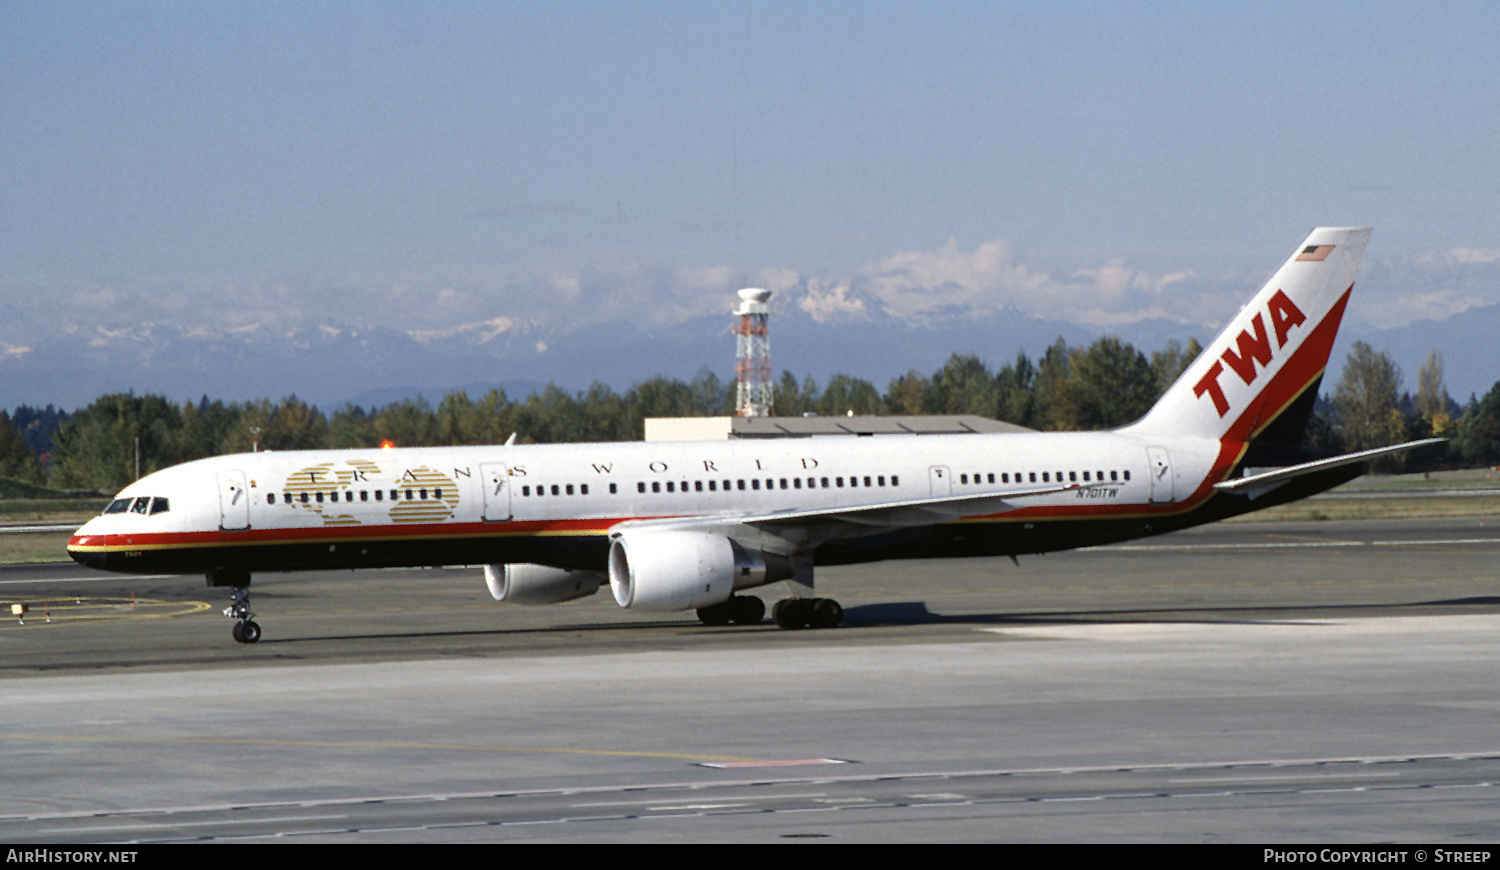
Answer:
1126, 227, 1370, 446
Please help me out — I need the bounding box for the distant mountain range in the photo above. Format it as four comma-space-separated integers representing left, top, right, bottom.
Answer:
5, 290, 1496, 412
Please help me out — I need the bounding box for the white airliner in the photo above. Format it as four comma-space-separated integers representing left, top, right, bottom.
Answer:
69, 227, 1439, 643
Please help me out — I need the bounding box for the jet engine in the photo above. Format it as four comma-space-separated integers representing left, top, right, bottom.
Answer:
483, 563, 605, 605
607, 529, 792, 612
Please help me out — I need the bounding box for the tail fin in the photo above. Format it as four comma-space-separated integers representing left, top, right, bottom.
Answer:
1127, 227, 1371, 446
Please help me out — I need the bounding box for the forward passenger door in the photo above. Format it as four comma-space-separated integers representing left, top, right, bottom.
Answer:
481, 463, 513, 521
217, 469, 251, 531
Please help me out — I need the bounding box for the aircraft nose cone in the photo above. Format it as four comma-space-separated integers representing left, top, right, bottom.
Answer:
67, 523, 109, 571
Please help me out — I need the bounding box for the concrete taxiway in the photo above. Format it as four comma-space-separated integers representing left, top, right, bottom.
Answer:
1, 517, 1498, 842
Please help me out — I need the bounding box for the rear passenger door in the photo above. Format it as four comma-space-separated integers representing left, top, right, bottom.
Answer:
928, 465, 952, 496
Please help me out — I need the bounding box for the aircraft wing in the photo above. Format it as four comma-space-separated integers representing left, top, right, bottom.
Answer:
1214, 438, 1447, 499
738, 480, 1108, 528
608, 481, 1109, 552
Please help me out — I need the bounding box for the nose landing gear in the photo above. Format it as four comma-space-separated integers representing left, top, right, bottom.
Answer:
208, 569, 261, 644
225, 587, 261, 644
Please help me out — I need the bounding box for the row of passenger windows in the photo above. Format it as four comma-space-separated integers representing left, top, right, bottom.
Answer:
521, 483, 604, 497
519, 475, 901, 497
640, 475, 898, 494
271, 488, 445, 505
104, 496, 170, 516
251, 470, 1127, 508
522, 469, 1126, 498
958, 469, 1131, 486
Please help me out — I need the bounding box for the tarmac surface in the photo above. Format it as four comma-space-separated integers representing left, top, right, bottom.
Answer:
2, 516, 1498, 842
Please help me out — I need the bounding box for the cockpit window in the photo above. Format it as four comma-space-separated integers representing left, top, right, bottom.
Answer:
103, 496, 170, 516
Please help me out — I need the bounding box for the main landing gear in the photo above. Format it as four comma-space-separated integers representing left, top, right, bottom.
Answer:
693, 595, 844, 629
771, 597, 843, 630
696, 594, 766, 626
208, 569, 261, 644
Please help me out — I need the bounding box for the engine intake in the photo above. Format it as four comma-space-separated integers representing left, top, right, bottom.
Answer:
608, 529, 792, 612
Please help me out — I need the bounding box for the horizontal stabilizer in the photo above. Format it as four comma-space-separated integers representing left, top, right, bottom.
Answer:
1213, 438, 1447, 497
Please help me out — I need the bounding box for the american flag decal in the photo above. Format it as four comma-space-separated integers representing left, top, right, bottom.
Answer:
1295, 244, 1334, 262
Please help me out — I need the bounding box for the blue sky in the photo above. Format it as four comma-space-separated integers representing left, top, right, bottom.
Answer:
3, 1, 1499, 401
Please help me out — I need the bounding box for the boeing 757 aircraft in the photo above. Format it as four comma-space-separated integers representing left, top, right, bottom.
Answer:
68, 227, 1439, 643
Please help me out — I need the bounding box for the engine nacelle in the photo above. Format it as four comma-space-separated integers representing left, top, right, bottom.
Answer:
607, 529, 793, 612
483, 563, 605, 605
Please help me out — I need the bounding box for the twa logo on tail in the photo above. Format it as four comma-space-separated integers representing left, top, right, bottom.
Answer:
1128, 227, 1371, 442
1192, 289, 1307, 417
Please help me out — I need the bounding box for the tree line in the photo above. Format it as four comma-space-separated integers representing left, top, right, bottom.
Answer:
3, 335, 1497, 493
